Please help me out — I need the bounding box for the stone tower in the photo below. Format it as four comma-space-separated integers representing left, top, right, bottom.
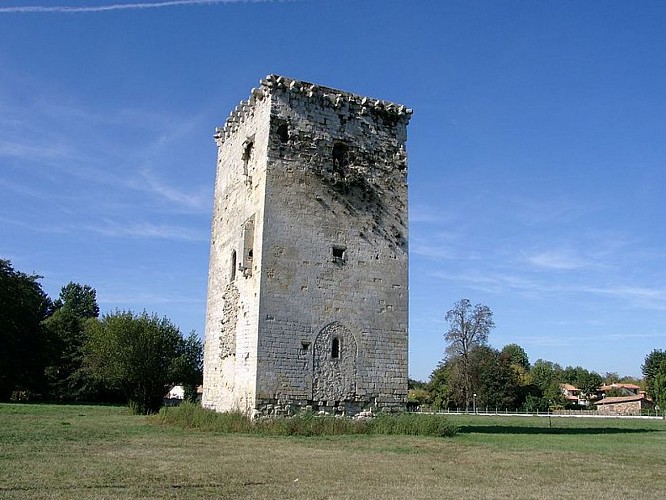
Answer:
203, 75, 411, 416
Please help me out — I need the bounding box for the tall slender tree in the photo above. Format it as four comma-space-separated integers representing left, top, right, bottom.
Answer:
43, 282, 100, 400
642, 350, 666, 408
444, 299, 495, 408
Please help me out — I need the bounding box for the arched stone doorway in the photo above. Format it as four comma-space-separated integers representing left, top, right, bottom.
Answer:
312, 322, 357, 403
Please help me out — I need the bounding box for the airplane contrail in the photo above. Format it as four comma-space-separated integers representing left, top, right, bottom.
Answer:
0, 0, 284, 14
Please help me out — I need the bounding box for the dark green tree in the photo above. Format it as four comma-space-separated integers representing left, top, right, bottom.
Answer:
444, 299, 494, 408
428, 363, 453, 410
0, 259, 52, 400
501, 343, 530, 370
43, 283, 100, 400
429, 346, 523, 411
57, 282, 99, 319
642, 350, 666, 408
528, 359, 565, 408
408, 378, 428, 390
470, 346, 521, 410
83, 311, 203, 414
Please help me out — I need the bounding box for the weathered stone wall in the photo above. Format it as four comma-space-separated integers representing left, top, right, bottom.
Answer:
202, 93, 271, 412
203, 75, 411, 415
596, 400, 642, 416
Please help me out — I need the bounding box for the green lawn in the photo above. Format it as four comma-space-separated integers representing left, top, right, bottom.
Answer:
1, 404, 665, 499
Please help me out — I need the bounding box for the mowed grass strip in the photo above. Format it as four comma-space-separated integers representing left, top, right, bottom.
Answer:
1, 404, 665, 499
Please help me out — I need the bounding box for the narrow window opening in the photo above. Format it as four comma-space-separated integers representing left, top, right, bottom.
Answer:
242, 139, 254, 175
331, 337, 340, 359
277, 123, 289, 143
332, 142, 350, 175
332, 245, 346, 263
241, 215, 255, 277
230, 250, 237, 282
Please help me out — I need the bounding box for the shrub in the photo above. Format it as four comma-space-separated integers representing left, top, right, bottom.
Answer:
370, 412, 458, 437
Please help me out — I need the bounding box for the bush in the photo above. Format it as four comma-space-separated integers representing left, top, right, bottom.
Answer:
369, 412, 458, 437
156, 402, 252, 433
155, 402, 458, 438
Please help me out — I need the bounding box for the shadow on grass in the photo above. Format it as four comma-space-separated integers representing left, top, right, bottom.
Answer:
459, 425, 662, 435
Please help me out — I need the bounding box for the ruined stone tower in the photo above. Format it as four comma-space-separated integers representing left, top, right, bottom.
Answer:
203, 75, 411, 416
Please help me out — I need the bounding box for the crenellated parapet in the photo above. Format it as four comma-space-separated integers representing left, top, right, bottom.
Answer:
214, 74, 413, 145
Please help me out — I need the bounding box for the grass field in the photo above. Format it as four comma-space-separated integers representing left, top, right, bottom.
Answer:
1, 404, 665, 499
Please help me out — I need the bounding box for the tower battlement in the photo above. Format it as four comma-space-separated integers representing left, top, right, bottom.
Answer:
214, 74, 413, 145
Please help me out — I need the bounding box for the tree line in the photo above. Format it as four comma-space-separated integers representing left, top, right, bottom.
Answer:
410, 299, 665, 412
0, 259, 202, 414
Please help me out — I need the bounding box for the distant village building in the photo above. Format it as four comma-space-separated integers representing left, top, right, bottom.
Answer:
595, 394, 655, 416
560, 383, 586, 406
202, 75, 411, 416
599, 383, 641, 396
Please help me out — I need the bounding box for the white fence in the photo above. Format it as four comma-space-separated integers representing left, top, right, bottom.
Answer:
418, 408, 665, 420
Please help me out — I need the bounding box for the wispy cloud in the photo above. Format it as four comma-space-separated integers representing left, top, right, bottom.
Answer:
0, 215, 208, 242
527, 249, 590, 270
86, 220, 208, 242
410, 204, 456, 224
585, 285, 666, 311
428, 264, 666, 311
134, 169, 211, 212
0, 138, 77, 162
410, 221, 467, 261
428, 268, 539, 296
0, 215, 73, 234
514, 330, 666, 348
0, 1, 282, 14
99, 291, 202, 305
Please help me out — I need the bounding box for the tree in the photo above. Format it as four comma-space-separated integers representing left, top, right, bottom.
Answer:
562, 366, 602, 401
83, 311, 203, 414
444, 299, 495, 408
471, 346, 521, 410
428, 363, 453, 410
652, 369, 666, 410
501, 343, 530, 371
603, 372, 620, 384
642, 350, 666, 408
408, 378, 428, 390
43, 283, 100, 400
57, 282, 99, 319
0, 259, 52, 400
528, 359, 565, 408
429, 346, 523, 410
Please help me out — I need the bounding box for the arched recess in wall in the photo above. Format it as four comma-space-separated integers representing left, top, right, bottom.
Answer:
312, 322, 358, 403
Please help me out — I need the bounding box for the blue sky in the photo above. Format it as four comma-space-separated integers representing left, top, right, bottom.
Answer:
1, 0, 665, 381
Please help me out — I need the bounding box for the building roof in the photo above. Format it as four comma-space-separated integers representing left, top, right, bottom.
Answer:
594, 394, 647, 405
600, 383, 640, 391
560, 383, 578, 391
